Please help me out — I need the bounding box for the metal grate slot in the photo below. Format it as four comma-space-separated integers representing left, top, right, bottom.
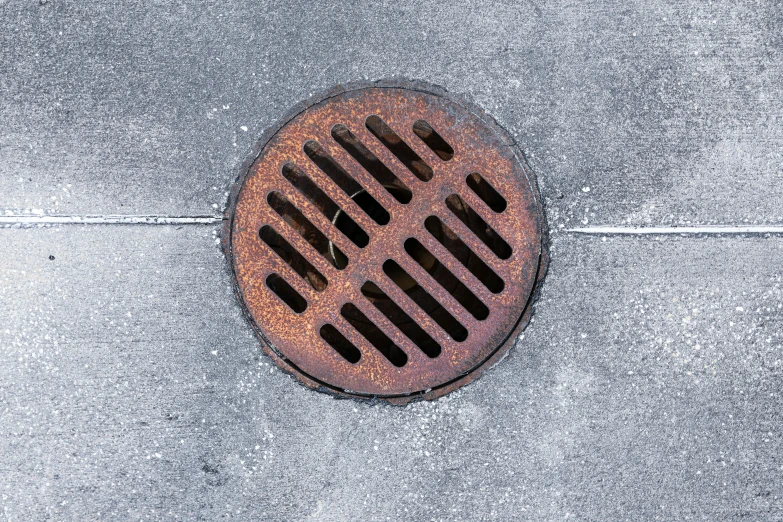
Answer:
423, 216, 505, 294
303, 140, 390, 225
281, 162, 369, 248
360, 280, 441, 358
331, 124, 413, 204
466, 173, 507, 213
403, 238, 489, 320
365, 115, 433, 182
412, 119, 454, 161
445, 194, 512, 260
266, 274, 307, 313
382, 259, 468, 342
340, 303, 408, 367
267, 191, 348, 269
260, 225, 327, 292
320, 324, 361, 363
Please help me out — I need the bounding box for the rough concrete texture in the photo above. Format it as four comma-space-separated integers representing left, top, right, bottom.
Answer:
1, 0, 783, 521
1, 1, 782, 227
0, 227, 781, 520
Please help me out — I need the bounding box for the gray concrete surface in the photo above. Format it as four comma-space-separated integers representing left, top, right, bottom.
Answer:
1, 227, 781, 520
2, 1, 782, 227
1, 0, 782, 521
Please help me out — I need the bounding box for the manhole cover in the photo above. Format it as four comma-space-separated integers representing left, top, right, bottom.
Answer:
223, 80, 547, 404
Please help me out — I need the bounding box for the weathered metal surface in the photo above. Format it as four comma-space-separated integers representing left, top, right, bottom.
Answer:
223, 80, 548, 404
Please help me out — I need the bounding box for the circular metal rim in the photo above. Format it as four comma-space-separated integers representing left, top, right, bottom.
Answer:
222, 78, 549, 405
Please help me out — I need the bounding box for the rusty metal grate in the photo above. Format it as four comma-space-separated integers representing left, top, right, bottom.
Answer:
223, 80, 547, 404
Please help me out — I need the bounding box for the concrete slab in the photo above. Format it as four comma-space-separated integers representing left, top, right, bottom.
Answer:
2, 1, 782, 227
1, 226, 780, 520
2, 1, 782, 519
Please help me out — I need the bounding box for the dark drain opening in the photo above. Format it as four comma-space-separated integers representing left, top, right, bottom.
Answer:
365, 115, 433, 182
466, 173, 507, 213
260, 225, 328, 292
404, 238, 489, 320
445, 194, 512, 260
304, 140, 390, 226
320, 324, 361, 363
382, 259, 468, 342
412, 119, 454, 161
266, 274, 307, 313
281, 162, 369, 248
360, 281, 441, 358
424, 216, 505, 294
341, 303, 407, 367
331, 124, 413, 204
267, 191, 348, 269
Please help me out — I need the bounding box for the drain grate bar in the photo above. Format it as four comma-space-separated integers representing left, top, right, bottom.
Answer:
383, 259, 469, 343
318, 134, 402, 215
366, 264, 462, 351
280, 162, 370, 249
304, 140, 391, 226
346, 297, 433, 368
404, 237, 490, 321
411, 119, 455, 162
340, 302, 408, 368
271, 185, 360, 272
435, 205, 508, 268
397, 118, 452, 168
455, 184, 512, 234
391, 246, 479, 334
329, 314, 397, 371
365, 115, 434, 182
259, 224, 328, 292
331, 124, 413, 205
349, 122, 428, 190
360, 280, 442, 359
266, 191, 348, 271
445, 194, 512, 260
291, 153, 382, 235
419, 216, 505, 296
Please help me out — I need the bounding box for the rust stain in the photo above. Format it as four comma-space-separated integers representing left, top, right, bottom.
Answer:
223, 80, 548, 404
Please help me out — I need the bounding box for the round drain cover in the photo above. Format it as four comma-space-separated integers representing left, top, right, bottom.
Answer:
224, 80, 547, 404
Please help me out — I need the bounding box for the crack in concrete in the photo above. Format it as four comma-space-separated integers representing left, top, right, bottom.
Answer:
0, 215, 223, 226
568, 226, 783, 235
2, 215, 782, 236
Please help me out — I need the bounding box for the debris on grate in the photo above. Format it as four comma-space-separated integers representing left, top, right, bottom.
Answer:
223, 80, 548, 404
